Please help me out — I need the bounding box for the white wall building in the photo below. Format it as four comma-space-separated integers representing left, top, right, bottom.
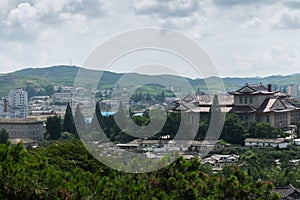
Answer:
287, 85, 298, 97
7, 88, 29, 118
245, 138, 289, 149
0, 118, 44, 140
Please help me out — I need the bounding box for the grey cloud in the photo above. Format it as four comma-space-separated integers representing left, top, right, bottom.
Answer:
0, 25, 38, 43
273, 13, 300, 29
285, 1, 300, 9
212, 0, 277, 6
134, 0, 199, 18
63, 0, 105, 18
37, 0, 105, 24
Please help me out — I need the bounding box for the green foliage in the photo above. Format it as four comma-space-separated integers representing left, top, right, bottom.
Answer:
247, 122, 283, 139
0, 129, 9, 144
240, 148, 300, 188
221, 113, 246, 144
45, 115, 62, 140
295, 122, 300, 138
0, 141, 282, 199
74, 104, 85, 138
62, 102, 77, 137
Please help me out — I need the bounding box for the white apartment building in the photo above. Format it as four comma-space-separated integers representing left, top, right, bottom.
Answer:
7, 88, 29, 118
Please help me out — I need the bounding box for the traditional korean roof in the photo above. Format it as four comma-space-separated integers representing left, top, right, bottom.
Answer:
229, 105, 257, 113
257, 98, 295, 113
274, 184, 300, 199
186, 106, 232, 113
228, 83, 277, 95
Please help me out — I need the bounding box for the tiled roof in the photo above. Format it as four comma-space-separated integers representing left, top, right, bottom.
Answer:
0, 118, 43, 124
257, 98, 295, 113
229, 105, 256, 113
229, 83, 277, 95
274, 184, 300, 199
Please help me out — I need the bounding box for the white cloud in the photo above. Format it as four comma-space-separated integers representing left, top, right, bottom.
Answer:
230, 44, 300, 76
239, 17, 263, 29
4, 3, 37, 27
134, 0, 199, 18
1, 0, 300, 78
271, 10, 300, 29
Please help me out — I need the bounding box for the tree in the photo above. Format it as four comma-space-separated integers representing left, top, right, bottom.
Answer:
248, 122, 282, 139
44, 85, 54, 95
146, 92, 151, 101
156, 90, 166, 102
62, 102, 77, 137
206, 95, 225, 140
74, 104, 85, 138
295, 122, 300, 138
46, 115, 62, 140
221, 113, 245, 144
93, 102, 105, 129
0, 129, 9, 144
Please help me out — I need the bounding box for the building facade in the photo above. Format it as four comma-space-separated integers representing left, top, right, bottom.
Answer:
0, 118, 44, 140
7, 88, 29, 118
173, 83, 300, 129
228, 83, 300, 128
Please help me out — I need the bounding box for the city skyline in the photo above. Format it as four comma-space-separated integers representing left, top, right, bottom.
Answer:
0, 0, 300, 78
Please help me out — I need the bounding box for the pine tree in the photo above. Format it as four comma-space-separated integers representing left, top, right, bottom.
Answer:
46, 115, 62, 140
74, 104, 85, 138
0, 128, 9, 144
207, 95, 225, 141
146, 92, 151, 101
62, 102, 77, 136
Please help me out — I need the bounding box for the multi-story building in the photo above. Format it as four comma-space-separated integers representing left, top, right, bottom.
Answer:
287, 85, 298, 97
0, 118, 44, 140
173, 83, 300, 129
7, 88, 29, 118
228, 83, 300, 128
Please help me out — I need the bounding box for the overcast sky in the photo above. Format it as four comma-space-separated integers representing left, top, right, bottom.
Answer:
0, 0, 300, 78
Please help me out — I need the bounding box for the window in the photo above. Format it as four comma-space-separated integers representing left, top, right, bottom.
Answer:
244, 96, 248, 104
266, 116, 269, 123
239, 97, 243, 104
249, 96, 253, 104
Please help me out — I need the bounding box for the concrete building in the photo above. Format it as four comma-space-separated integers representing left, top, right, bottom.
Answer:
7, 88, 29, 118
173, 83, 300, 129
287, 85, 298, 97
228, 83, 300, 128
244, 138, 289, 149
0, 118, 44, 140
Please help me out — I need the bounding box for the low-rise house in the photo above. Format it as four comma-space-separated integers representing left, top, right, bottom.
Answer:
202, 154, 240, 170
244, 138, 289, 149
294, 138, 300, 146
274, 184, 300, 200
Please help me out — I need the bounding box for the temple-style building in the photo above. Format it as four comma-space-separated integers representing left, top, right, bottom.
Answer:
173, 83, 300, 129
228, 83, 300, 128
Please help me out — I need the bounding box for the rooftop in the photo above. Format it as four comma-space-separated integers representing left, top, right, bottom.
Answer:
0, 118, 43, 124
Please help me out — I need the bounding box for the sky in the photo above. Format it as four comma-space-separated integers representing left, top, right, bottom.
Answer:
0, 0, 300, 78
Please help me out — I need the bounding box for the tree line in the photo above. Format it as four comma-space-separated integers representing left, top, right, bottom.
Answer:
44, 100, 286, 145
0, 140, 281, 199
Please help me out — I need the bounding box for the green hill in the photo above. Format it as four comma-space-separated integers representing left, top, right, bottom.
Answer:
0, 65, 299, 97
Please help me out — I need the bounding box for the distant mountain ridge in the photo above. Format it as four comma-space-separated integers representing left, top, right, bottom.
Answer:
0, 65, 299, 97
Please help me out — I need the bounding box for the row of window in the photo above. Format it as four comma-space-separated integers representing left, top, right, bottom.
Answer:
239, 96, 253, 104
